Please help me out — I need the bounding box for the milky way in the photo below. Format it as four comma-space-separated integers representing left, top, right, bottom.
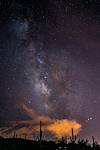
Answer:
0, 0, 100, 141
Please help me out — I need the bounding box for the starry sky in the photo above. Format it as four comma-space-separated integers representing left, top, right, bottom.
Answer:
0, 0, 100, 140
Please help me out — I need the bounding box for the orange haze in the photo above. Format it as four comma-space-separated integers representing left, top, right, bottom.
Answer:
21, 104, 82, 138
46, 119, 81, 138
0, 104, 82, 139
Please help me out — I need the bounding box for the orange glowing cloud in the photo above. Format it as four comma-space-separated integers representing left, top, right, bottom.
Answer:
20, 104, 82, 138
46, 119, 81, 138
1, 104, 81, 139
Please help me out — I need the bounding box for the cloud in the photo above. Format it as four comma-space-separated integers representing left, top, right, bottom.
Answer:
22, 104, 52, 123
0, 104, 82, 139
46, 119, 81, 138
20, 105, 82, 138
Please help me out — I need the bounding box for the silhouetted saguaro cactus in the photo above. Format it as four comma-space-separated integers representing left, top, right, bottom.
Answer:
40, 121, 42, 141
40, 121, 43, 148
70, 128, 77, 143
92, 136, 95, 148
72, 128, 74, 139
13, 130, 16, 138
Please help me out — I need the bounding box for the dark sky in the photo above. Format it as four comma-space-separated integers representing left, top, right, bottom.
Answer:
0, 0, 100, 140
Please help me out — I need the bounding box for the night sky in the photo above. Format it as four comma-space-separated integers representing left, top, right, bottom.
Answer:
0, 0, 100, 140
